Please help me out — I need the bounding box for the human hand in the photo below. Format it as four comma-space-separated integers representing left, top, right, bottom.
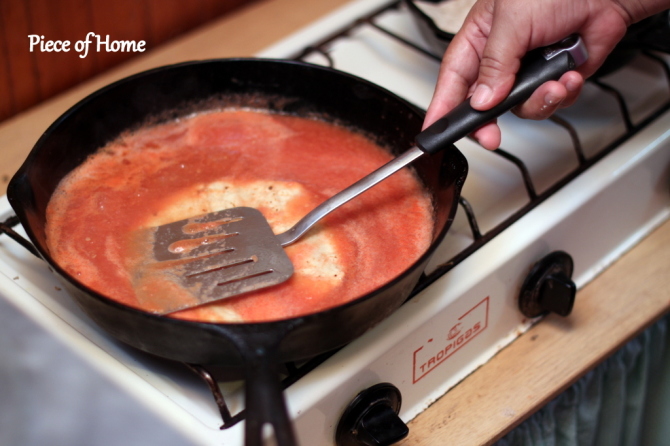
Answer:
424, 0, 670, 150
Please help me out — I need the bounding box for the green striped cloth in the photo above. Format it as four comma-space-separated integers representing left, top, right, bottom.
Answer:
497, 314, 669, 446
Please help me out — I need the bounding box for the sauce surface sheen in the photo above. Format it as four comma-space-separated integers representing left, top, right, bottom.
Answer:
45, 109, 434, 322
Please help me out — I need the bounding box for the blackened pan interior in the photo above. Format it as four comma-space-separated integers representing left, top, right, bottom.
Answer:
8, 59, 467, 366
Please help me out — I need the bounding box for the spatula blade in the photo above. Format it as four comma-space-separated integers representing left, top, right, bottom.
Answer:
152, 207, 294, 314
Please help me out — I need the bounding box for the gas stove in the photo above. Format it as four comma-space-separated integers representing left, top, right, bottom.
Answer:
1, 0, 669, 445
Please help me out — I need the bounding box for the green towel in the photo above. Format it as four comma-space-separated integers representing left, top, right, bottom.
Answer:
497, 314, 669, 446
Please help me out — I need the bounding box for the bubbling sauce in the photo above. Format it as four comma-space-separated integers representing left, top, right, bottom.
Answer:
45, 109, 434, 323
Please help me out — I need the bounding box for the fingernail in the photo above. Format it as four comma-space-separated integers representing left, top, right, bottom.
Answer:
471, 85, 492, 107
544, 92, 561, 107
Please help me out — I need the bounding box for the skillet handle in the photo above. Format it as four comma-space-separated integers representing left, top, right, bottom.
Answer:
242, 345, 297, 446
415, 35, 588, 155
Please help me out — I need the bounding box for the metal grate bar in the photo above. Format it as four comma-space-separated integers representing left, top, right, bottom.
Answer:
642, 50, 670, 92
458, 196, 482, 240
0, 216, 41, 258
591, 78, 634, 131
549, 114, 587, 165
492, 148, 538, 200
365, 18, 443, 61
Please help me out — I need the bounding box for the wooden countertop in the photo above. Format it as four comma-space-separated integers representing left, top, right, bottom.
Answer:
1, 0, 668, 444
400, 220, 670, 445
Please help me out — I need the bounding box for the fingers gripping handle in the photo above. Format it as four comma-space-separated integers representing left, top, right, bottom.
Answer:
415, 35, 587, 155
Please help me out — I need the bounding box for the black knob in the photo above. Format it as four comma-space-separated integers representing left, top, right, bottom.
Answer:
335, 383, 408, 446
519, 251, 576, 318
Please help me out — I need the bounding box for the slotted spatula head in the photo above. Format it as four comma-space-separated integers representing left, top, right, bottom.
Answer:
152, 207, 293, 314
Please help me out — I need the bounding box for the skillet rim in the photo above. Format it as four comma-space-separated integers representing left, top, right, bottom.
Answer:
7, 57, 467, 335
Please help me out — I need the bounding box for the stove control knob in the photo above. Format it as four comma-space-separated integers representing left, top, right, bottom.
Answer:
335, 383, 408, 446
519, 251, 576, 318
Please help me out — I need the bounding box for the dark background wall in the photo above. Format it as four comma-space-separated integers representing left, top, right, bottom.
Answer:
0, 0, 257, 123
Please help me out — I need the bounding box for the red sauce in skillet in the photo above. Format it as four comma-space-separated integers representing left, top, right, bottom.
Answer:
45, 109, 434, 322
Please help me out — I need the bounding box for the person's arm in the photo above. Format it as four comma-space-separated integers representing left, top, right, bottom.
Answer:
424, 0, 670, 150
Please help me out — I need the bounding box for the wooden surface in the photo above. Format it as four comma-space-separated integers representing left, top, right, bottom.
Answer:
0, 0, 257, 122
0, 0, 668, 444
0, 0, 352, 193
399, 220, 670, 445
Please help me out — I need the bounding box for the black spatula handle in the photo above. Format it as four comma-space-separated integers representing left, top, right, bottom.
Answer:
415, 35, 587, 155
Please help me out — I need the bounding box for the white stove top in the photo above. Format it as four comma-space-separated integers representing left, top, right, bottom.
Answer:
1, 1, 669, 445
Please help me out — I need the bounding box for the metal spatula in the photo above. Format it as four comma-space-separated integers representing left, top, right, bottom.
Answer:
150, 36, 587, 314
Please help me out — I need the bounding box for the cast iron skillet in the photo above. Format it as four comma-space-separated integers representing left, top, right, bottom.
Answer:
7, 59, 468, 446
